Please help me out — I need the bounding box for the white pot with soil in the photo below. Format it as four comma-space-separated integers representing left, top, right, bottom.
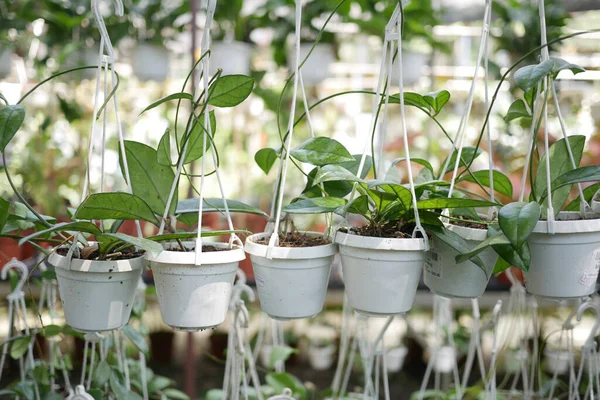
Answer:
335, 230, 426, 316
210, 41, 252, 76
287, 43, 335, 86
0, 48, 12, 79
49, 248, 144, 333
424, 223, 498, 299
308, 342, 336, 371
544, 348, 570, 375
131, 43, 170, 82
147, 242, 244, 331
524, 212, 600, 299
245, 232, 335, 320
386, 346, 408, 373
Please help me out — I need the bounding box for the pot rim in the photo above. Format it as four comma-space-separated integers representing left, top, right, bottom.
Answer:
48, 247, 145, 273
446, 223, 488, 241
245, 232, 336, 260
334, 230, 426, 251
533, 211, 600, 234
147, 242, 245, 265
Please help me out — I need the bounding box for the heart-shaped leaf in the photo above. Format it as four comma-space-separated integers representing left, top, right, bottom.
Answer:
423, 90, 451, 115
75, 193, 159, 225
312, 165, 362, 187
0, 105, 25, 151
208, 75, 255, 107
504, 99, 531, 122
255, 148, 278, 175
498, 202, 540, 249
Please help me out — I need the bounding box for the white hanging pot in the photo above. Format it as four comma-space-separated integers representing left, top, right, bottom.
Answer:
424, 224, 498, 299
544, 348, 570, 375
131, 43, 170, 82
210, 41, 252, 76
386, 346, 408, 373
391, 50, 427, 86
433, 346, 456, 374
49, 248, 144, 333
308, 343, 336, 371
335, 231, 426, 316
524, 212, 600, 299
147, 242, 244, 331
63, 47, 98, 80
287, 43, 335, 86
0, 48, 13, 79
245, 232, 335, 320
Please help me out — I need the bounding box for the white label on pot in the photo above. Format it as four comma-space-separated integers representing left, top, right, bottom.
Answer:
579, 250, 600, 286
255, 274, 265, 287
425, 250, 442, 278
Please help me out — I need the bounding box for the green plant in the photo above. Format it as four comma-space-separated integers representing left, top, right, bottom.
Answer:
124, 0, 188, 46
0, 0, 31, 51
213, 0, 257, 43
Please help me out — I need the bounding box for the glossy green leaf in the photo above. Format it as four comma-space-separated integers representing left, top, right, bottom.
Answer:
504, 99, 530, 122
149, 230, 250, 242
0, 197, 10, 233
417, 198, 498, 210
455, 233, 510, 264
344, 195, 370, 216
269, 346, 298, 369
339, 154, 373, 179
99, 233, 163, 257
546, 166, 600, 199
120, 140, 177, 216
162, 388, 191, 400
18, 221, 101, 246
534, 135, 584, 212
0, 105, 25, 151
183, 111, 216, 164
208, 75, 255, 107
122, 325, 149, 357
290, 137, 354, 166
94, 360, 111, 386
498, 202, 540, 249
514, 58, 584, 93
423, 90, 451, 115
390, 92, 430, 113
458, 169, 513, 198
432, 228, 486, 272
283, 197, 346, 214
41, 325, 62, 337
439, 146, 483, 177
389, 157, 433, 173
312, 165, 362, 187
255, 148, 278, 175
156, 128, 172, 166
75, 193, 159, 225
565, 182, 600, 211
140, 93, 193, 115
10, 336, 30, 360
176, 198, 267, 226
493, 241, 531, 272
370, 182, 413, 211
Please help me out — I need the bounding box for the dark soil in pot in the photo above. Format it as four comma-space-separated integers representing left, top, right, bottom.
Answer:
254, 232, 331, 247
340, 221, 423, 239
450, 215, 492, 230
56, 246, 144, 261
166, 245, 228, 252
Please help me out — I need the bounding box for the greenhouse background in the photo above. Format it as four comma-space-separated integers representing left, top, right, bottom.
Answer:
2, 0, 600, 399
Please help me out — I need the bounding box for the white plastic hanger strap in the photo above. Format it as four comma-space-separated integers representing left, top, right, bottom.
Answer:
444, 0, 492, 199
267, 0, 303, 256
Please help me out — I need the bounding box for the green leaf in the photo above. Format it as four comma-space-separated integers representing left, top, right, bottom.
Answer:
390, 92, 430, 113
546, 166, 600, 200
291, 137, 354, 166
458, 170, 513, 198
344, 195, 370, 216
208, 75, 255, 107
148, 376, 174, 393
455, 233, 510, 264
94, 360, 111, 386
389, 157, 434, 174
370, 182, 413, 211
99, 233, 163, 257
504, 99, 531, 122
312, 165, 362, 187
255, 148, 278, 175
88, 389, 103, 400
565, 182, 600, 211
0, 105, 25, 151
162, 388, 190, 400
498, 202, 541, 249
110, 371, 129, 400
514, 58, 584, 93
183, 111, 216, 164
120, 140, 177, 217
439, 146, 483, 176
41, 325, 62, 337
283, 197, 347, 214
140, 93, 193, 115
150, 230, 250, 242
122, 325, 149, 357
156, 128, 172, 166
0, 197, 11, 233
493, 241, 531, 272
423, 90, 451, 115
534, 135, 584, 212
550, 57, 585, 77
417, 198, 498, 210
431, 228, 486, 272
338, 154, 373, 179
269, 346, 298, 369
492, 256, 511, 275
265, 373, 306, 398
10, 336, 30, 359
204, 389, 224, 400
18, 221, 102, 246
175, 198, 267, 225
75, 193, 159, 225
13, 382, 35, 400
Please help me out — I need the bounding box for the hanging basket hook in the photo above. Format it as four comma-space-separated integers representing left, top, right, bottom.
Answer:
91, 0, 124, 61
1, 259, 29, 299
